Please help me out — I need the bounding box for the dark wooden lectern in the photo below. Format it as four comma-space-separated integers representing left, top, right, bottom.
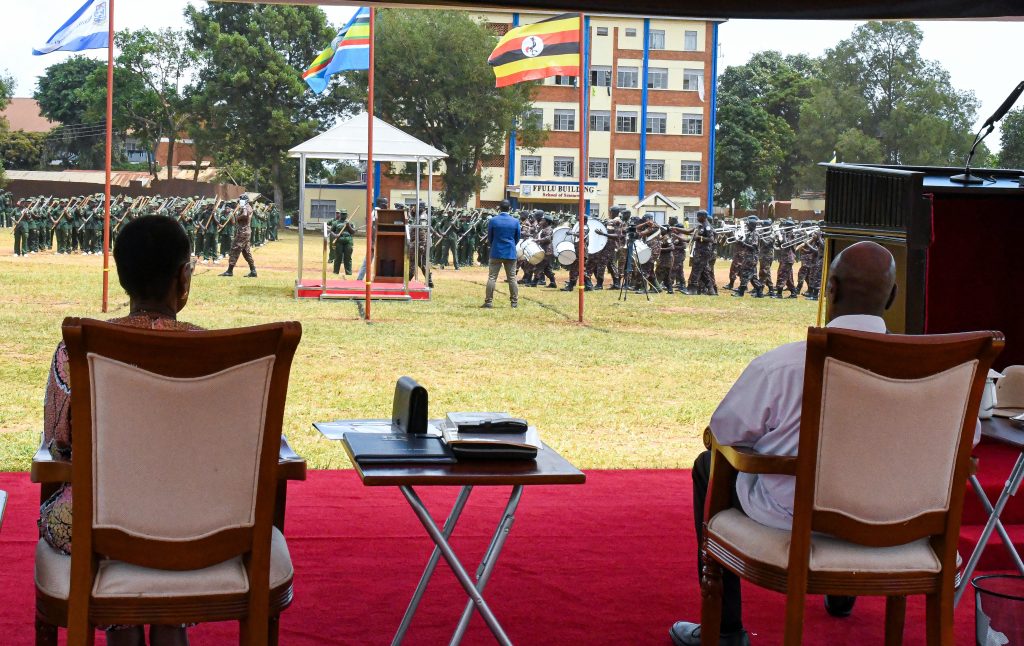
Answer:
823, 164, 1024, 369
374, 208, 408, 284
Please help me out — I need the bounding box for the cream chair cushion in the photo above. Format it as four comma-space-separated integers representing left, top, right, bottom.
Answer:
708, 509, 959, 574
34, 528, 293, 600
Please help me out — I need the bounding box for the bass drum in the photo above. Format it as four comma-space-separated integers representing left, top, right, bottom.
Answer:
555, 240, 577, 266
571, 218, 609, 255
550, 226, 572, 254
631, 240, 652, 265
520, 239, 545, 265
515, 239, 528, 261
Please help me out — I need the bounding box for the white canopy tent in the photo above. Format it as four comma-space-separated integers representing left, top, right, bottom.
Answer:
288, 112, 447, 291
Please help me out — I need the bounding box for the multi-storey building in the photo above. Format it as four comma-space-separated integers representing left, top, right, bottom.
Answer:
377, 12, 721, 223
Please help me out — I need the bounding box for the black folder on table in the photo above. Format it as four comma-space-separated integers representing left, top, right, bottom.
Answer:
342, 432, 455, 464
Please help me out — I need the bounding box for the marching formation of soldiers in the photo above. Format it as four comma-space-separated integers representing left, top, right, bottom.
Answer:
3, 192, 280, 261
424, 204, 825, 300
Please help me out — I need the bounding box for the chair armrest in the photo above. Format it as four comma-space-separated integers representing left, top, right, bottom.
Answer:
706, 427, 797, 476
31, 438, 71, 484
278, 435, 307, 482
716, 444, 797, 476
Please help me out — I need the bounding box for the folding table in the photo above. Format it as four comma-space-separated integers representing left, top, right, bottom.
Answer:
332, 432, 586, 645
955, 417, 1024, 606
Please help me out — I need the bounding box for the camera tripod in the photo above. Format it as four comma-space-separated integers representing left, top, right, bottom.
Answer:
618, 234, 656, 301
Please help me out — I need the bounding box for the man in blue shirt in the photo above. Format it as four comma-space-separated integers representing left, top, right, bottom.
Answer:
482, 200, 521, 309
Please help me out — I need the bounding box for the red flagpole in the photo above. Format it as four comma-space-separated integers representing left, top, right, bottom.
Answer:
364, 7, 375, 321
576, 12, 586, 324
101, 0, 114, 313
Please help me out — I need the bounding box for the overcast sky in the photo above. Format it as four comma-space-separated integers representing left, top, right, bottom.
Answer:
6, 2, 1022, 149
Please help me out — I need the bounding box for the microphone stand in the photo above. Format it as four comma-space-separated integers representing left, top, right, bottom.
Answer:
949, 124, 994, 185
951, 80, 1024, 185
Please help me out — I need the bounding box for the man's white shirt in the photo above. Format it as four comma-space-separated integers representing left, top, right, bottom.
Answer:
709, 314, 980, 531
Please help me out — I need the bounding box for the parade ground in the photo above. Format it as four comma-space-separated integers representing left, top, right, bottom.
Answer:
0, 227, 819, 472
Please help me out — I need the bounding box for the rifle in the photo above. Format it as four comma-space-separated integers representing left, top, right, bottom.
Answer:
202, 198, 222, 232
216, 202, 241, 232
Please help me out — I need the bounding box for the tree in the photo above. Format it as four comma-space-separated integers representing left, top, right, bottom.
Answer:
0, 69, 13, 185
715, 51, 818, 200
186, 3, 357, 212
0, 130, 47, 169
795, 21, 981, 190
81, 29, 197, 179
714, 92, 787, 207
999, 107, 1024, 169
347, 9, 543, 205
34, 57, 107, 168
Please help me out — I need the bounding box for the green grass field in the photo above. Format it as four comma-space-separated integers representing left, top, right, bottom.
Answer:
0, 226, 821, 472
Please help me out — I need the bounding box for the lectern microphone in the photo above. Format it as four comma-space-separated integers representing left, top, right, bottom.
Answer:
951, 81, 1024, 185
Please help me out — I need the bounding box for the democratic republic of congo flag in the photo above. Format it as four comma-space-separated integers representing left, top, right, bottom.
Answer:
303, 7, 371, 95
488, 14, 580, 88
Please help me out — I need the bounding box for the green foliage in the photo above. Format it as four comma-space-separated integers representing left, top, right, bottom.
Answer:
81, 29, 197, 179
795, 21, 980, 189
0, 130, 47, 169
715, 52, 818, 202
999, 108, 1024, 169
0, 69, 13, 114
185, 3, 358, 212
345, 9, 543, 206
33, 57, 108, 168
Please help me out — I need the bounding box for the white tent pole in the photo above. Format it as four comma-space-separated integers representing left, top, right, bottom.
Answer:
414, 158, 421, 280
298, 153, 306, 287
427, 158, 433, 291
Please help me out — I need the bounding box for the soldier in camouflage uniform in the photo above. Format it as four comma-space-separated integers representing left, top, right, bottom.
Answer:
794, 224, 819, 297
13, 199, 30, 255
531, 213, 557, 288
775, 219, 799, 298
756, 221, 776, 298
518, 211, 537, 285
804, 228, 824, 301
634, 215, 662, 291
439, 211, 460, 269
219, 206, 234, 258
686, 211, 717, 296
219, 195, 257, 278
0, 190, 11, 227
333, 210, 356, 276
732, 216, 763, 298
655, 228, 677, 294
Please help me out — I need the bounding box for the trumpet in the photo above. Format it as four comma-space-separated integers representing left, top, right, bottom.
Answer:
780, 227, 821, 249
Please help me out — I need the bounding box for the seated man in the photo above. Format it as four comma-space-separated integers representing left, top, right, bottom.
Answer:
671, 241, 899, 646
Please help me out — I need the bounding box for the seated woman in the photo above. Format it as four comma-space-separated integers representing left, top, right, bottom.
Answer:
40, 215, 199, 646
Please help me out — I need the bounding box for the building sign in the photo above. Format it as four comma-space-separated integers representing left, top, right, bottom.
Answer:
514, 182, 600, 201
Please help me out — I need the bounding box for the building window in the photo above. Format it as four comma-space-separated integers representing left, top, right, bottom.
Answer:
647, 68, 669, 90
596, 26, 608, 36
624, 28, 637, 37
684, 205, 700, 219
616, 110, 638, 133
684, 30, 698, 51
522, 108, 543, 129
616, 159, 637, 180
682, 114, 703, 135
590, 110, 611, 132
553, 109, 576, 131
521, 156, 542, 177
590, 65, 612, 87
553, 75, 577, 87
649, 29, 666, 50
645, 112, 667, 134
589, 158, 609, 179
554, 157, 575, 178
648, 210, 667, 224
683, 69, 704, 91
311, 200, 336, 220
680, 162, 702, 182
645, 160, 665, 181
617, 66, 639, 88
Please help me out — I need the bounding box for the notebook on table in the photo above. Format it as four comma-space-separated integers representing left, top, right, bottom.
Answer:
342, 431, 455, 465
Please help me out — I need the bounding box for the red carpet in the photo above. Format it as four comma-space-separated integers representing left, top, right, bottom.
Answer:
0, 470, 996, 644
960, 438, 1024, 570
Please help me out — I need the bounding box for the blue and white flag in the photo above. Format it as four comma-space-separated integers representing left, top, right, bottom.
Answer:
32, 0, 109, 56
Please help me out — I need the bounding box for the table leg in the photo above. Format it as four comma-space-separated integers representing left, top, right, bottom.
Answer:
955, 455, 1024, 606
449, 486, 524, 646
392, 486, 474, 646
400, 485, 513, 646
970, 474, 1024, 574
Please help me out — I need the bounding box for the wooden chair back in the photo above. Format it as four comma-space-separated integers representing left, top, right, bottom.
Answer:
792, 328, 1002, 560
62, 318, 301, 632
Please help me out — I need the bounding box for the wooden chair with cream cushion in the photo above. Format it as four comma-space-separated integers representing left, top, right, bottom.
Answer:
33, 318, 302, 646
700, 328, 1003, 646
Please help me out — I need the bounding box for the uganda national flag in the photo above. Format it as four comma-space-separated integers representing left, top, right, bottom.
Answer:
488, 14, 580, 88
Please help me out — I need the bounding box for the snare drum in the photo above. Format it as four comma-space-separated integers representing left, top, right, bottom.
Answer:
555, 240, 577, 266
632, 240, 652, 265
